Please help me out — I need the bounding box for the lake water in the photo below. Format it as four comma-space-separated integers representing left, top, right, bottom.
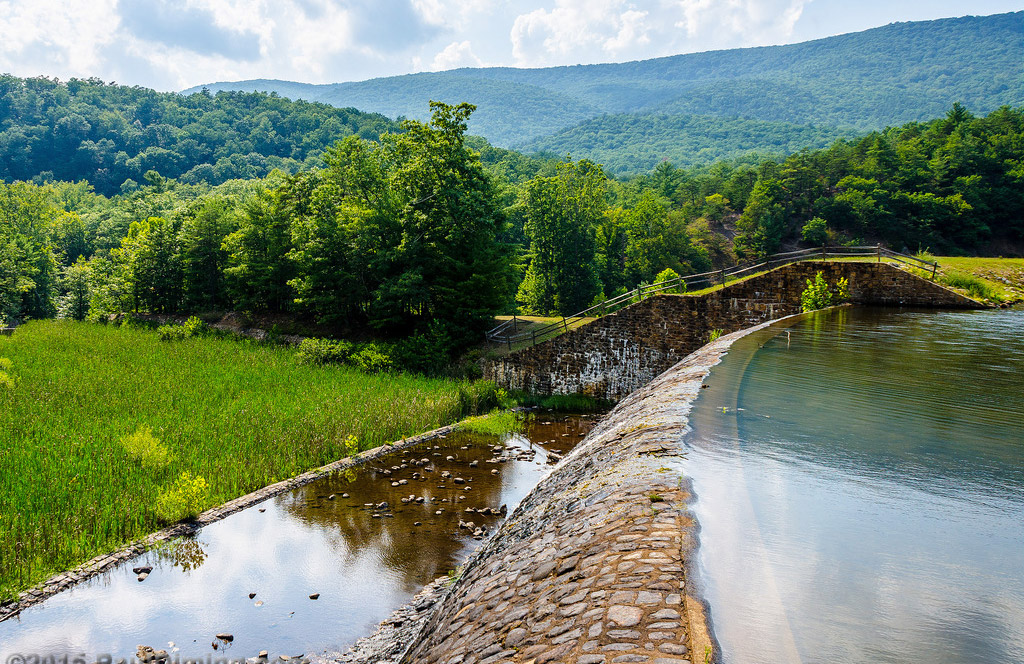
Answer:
0, 415, 594, 661
683, 307, 1024, 663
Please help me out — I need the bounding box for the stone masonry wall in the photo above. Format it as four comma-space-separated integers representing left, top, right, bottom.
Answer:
485, 262, 982, 401
400, 321, 791, 664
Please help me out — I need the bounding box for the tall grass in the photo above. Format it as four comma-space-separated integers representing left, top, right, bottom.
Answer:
0, 320, 490, 600
940, 271, 1004, 302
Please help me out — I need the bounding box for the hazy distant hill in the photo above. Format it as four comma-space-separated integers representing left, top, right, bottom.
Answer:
186, 12, 1023, 171
524, 114, 863, 175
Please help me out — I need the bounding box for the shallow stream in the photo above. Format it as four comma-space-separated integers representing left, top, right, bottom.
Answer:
0, 415, 594, 660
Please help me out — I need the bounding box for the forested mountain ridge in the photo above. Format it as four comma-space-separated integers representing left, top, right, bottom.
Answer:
523, 113, 863, 175
0, 77, 400, 196
187, 11, 1023, 170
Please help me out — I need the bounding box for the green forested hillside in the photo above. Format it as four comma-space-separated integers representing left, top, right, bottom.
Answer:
188, 12, 1023, 171
523, 114, 861, 174
4, 104, 1020, 344
0, 76, 399, 195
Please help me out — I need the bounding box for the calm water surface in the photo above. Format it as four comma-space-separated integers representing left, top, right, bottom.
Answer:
0, 415, 594, 660
683, 307, 1024, 664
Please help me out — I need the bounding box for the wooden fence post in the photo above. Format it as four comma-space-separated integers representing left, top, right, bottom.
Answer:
876, 244, 881, 263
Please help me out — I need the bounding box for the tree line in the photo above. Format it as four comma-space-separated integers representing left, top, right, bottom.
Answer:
2, 102, 1021, 371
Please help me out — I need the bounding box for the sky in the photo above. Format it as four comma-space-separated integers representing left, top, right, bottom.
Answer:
0, 0, 1020, 92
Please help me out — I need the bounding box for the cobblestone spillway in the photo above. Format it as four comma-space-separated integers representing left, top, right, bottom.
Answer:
399, 320, 792, 664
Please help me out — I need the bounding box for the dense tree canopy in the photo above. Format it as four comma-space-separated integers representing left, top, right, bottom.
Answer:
0, 75, 398, 195
1, 103, 1022, 366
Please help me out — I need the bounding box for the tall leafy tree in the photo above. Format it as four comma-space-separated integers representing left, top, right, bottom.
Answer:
734, 177, 786, 258
518, 159, 605, 315
117, 216, 182, 313
178, 198, 236, 311
222, 190, 294, 312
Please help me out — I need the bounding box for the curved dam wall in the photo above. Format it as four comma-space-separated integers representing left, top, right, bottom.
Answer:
400, 322, 791, 664
485, 262, 981, 402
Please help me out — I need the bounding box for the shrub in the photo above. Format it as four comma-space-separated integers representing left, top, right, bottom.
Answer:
296, 338, 355, 365
348, 343, 394, 373
181, 316, 207, 337
801, 217, 829, 246
120, 425, 171, 468
654, 267, 686, 294
801, 272, 851, 312
157, 316, 208, 341
394, 326, 453, 375
156, 324, 182, 341
155, 472, 210, 522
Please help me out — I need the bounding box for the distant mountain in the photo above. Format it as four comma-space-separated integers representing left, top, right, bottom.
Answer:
186, 12, 1023, 172
522, 114, 863, 175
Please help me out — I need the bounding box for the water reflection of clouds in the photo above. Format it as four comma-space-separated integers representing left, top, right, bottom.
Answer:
684, 308, 1024, 663
1, 418, 594, 659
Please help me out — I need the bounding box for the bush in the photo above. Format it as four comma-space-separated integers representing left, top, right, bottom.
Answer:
801, 217, 829, 246
120, 425, 171, 468
296, 338, 355, 365
394, 325, 453, 375
348, 343, 394, 373
155, 472, 210, 522
654, 268, 686, 294
801, 272, 850, 311
157, 316, 208, 341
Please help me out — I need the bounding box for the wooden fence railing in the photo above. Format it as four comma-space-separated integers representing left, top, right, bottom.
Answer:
486, 245, 939, 348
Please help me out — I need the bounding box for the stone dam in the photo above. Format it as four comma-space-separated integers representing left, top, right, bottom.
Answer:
353, 263, 983, 664
485, 261, 982, 402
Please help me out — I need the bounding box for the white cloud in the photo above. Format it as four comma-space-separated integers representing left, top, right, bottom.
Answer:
510, 0, 810, 68
0, 0, 119, 76
674, 0, 808, 42
2, 0, 1002, 92
431, 40, 484, 71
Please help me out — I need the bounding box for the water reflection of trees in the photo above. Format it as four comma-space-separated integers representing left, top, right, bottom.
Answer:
274, 419, 594, 589
736, 309, 1024, 496
154, 535, 208, 572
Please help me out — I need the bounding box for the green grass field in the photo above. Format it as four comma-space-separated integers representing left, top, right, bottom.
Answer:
0, 320, 491, 601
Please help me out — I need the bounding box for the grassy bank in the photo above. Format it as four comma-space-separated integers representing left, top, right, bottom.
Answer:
933, 256, 1024, 303
0, 320, 494, 601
